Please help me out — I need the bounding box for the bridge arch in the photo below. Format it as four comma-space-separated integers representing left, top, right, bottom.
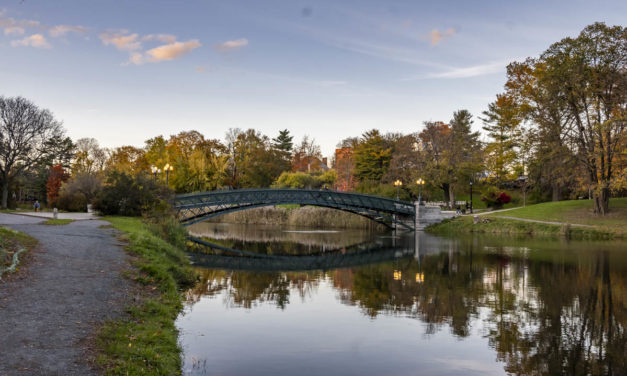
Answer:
173, 189, 416, 230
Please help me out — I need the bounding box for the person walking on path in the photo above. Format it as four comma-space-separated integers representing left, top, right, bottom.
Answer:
33, 200, 40, 212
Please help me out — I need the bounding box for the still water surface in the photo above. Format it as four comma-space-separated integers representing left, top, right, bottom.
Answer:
177, 222, 627, 376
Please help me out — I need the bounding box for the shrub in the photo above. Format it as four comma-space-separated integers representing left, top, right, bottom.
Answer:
52, 172, 103, 212
272, 170, 337, 189
147, 215, 188, 250
481, 186, 512, 209
54, 191, 88, 212
93, 171, 172, 216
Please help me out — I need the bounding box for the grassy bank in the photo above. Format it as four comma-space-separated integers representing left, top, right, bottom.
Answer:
427, 216, 616, 239
208, 206, 387, 231
428, 198, 627, 239
490, 197, 627, 236
96, 217, 196, 375
0, 227, 38, 279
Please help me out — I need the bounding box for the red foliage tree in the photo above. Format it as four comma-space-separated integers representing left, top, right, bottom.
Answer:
46, 164, 69, 205
497, 192, 511, 205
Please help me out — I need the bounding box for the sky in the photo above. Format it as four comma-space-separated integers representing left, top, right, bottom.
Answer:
1, 0, 625, 157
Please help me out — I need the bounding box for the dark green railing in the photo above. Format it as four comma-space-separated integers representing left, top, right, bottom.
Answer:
173, 188, 416, 230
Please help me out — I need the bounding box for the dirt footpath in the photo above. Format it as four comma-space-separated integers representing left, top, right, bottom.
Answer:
0, 214, 134, 376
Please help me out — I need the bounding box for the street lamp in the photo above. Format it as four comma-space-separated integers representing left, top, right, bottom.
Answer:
150, 165, 161, 180
416, 178, 425, 205
469, 180, 474, 214
393, 179, 403, 200
163, 163, 174, 185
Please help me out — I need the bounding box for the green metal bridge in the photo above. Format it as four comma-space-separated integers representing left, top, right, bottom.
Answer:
173, 188, 416, 231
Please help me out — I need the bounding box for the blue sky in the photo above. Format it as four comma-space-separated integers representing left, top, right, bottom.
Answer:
1, 0, 625, 156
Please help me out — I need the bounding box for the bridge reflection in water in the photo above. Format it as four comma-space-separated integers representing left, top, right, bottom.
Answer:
187, 231, 455, 271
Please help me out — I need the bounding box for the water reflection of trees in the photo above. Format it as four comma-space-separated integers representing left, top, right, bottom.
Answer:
187, 243, 626, 375
186, 268, 323, 309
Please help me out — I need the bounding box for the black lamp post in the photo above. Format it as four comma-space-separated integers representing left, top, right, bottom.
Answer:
164, 163, 174, 185
151, 166, 161, 181
416, 178, 425, 205
393, 180, 403, 200
469, 180, 474, 214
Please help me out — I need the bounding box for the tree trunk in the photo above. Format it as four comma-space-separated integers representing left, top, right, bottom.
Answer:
1, 179, 8, 209
441, 183, 450, 204
449, 184, 455, 208
593, 186, 610, 215
552, 183, 560, 202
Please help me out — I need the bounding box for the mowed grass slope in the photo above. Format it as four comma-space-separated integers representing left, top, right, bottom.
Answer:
489, 198, 627, 235
96, 217, 196, 375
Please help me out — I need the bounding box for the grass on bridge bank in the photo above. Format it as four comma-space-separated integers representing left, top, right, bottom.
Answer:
489, 197, 627, 234
427, 198, 627, 239
0, 227, 38, 280
96, 217, 196, 375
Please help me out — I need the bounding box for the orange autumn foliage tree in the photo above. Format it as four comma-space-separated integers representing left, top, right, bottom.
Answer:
46, 164, 69, 205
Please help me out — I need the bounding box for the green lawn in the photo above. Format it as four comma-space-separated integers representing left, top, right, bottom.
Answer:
489, 198, 627, 236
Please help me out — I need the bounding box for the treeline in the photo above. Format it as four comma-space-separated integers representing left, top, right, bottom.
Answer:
0, 22, 624, 214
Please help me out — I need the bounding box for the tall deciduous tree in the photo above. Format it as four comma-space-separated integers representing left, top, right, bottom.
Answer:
46, 164, 69, 205
0, 96, 69, 208
107, 146, 148, 174
539, 23, 626, 214
419, 121, 454, 203
505, 59, 575, 201
72, 138, 108, 175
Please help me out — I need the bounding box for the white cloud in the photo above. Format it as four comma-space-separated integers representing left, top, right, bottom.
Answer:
49, 25, 88, 37
425, 61, 505, 79
99, 30, 141, 51
213, 38, 248, 51
142, 34, 177, 44
4, 26, 24, 35
0, 13, 42, 36
145, 40, 201, 63
11, 34, 51, 48
100, 29, 201, 65
427, 28, 455, 46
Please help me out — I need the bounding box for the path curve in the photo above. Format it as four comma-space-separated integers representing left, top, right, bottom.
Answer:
491, 215, 594, 228
0, 213, 134, 375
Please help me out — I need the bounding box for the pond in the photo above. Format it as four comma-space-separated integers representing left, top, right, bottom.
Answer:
176, 222, 627, 376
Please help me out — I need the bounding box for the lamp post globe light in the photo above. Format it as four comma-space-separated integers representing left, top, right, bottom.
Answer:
150, 165, 161, 180
164, 163, 174, 185
393, 180, 403, 200
416, 178, 425, 205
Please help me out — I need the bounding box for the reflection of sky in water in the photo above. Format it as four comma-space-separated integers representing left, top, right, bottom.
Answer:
177, 226, 627, 376
178, 280, 506, 376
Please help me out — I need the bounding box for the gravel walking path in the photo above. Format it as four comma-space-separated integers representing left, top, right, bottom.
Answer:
0, 213, 134, 376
